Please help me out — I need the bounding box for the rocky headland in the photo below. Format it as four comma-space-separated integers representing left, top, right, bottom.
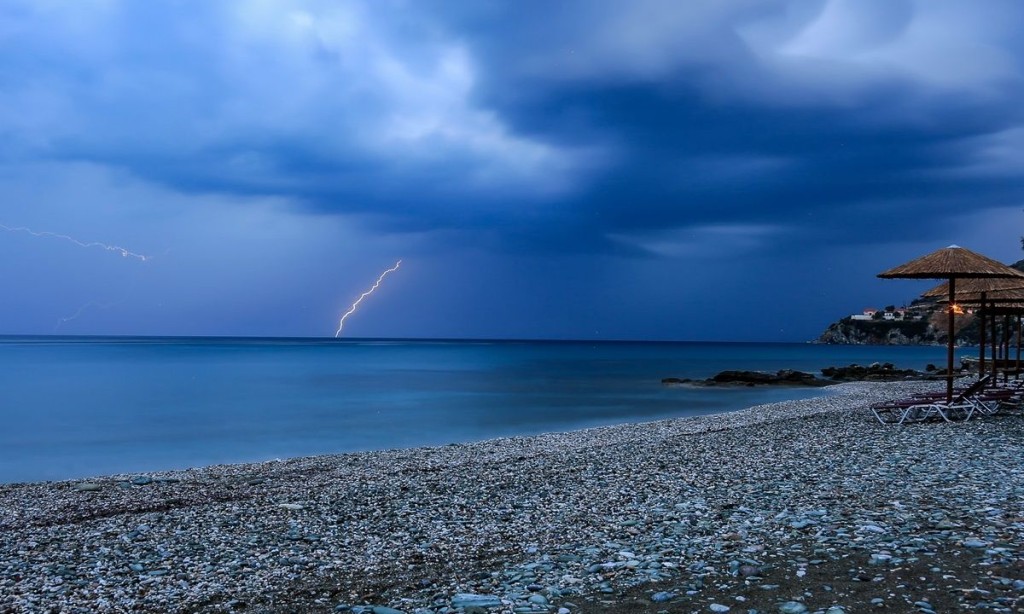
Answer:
814, 259, 1024, 346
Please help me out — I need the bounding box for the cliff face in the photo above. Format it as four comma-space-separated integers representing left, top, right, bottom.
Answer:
818, 311, 979, 346
818, 257, 1023, 345
818, 318, 936, 345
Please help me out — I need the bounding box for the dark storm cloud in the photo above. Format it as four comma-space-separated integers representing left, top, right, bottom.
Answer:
557, 83, 1024, 249
4, 0, 1024, 256
422, 0, 1024, 252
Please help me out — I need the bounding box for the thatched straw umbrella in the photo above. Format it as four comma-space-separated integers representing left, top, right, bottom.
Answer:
920, 277, 1024, 299
921, 278, 1024, 379
979, 302, 1024, 381
878, 245, 1024, 401
924, 280, 1024, 382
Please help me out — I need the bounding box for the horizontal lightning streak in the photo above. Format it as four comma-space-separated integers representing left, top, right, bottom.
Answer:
335, 260, 402, 337
0, 223, 151, 261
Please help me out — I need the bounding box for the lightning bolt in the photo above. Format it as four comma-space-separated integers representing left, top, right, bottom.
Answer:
335, 260, 402, 337
0, 223, 151, 261
54, 301, 119, 333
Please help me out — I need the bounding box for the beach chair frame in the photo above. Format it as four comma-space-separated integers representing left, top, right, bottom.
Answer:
870, 375, 992, 424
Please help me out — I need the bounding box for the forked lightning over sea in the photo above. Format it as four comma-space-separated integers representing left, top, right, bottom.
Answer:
334, 260, 402, 337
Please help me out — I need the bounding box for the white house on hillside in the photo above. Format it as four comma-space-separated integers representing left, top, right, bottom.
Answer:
851, 307, 917, 321
851, 308, 877, 321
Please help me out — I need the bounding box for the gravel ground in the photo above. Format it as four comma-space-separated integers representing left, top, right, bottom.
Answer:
1, 380, 1022, 613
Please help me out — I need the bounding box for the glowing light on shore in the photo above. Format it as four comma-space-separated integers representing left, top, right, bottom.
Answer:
0, 223, 151, 261
334, 260, 402, 337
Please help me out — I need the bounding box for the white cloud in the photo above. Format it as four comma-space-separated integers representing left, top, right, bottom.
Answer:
0, 0, 595, 201
486, 0, 1021, 111
236, 1, 602, 196
774, 0, 1021, 95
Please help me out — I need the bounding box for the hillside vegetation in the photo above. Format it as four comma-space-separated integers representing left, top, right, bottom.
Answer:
817, 259, 1024, 345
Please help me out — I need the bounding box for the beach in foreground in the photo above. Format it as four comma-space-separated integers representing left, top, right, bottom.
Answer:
1, 380, 1022, 613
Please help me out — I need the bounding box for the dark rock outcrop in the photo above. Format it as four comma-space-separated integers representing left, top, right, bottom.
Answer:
712, 369, 824, 386
662, 369, 830, 387
663, 363, 932, 387
820, 362, 922, 381
817, 317, 940, 345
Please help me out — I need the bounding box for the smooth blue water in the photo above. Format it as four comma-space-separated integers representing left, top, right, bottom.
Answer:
0, 337, 952, 483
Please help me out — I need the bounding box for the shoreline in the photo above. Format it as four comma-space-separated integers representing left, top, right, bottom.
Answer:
2, 380, 1022, 612
0, 338, 953, 486
1, 380, 839, 487
1, 379, 844, 488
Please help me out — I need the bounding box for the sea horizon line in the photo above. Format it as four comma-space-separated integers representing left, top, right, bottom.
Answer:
0, 333, 824, 345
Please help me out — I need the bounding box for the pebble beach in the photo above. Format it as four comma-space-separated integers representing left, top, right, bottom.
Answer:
1, 380, 1022, 613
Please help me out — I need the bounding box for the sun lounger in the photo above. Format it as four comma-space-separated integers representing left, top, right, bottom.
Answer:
870, 375, 991, 424
905, 377, 1023, 418
972, 388, 1024, 416
870, 398, 970, 424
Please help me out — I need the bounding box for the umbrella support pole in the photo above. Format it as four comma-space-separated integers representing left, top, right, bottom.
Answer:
979, 294, 986, 380
947, 277, 955, 403
1017, 316, 1022, 380
992, 302, 999, 383
1005, 315, 1013, 382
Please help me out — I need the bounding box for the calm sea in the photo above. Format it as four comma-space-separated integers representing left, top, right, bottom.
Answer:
0, 337, 952, 483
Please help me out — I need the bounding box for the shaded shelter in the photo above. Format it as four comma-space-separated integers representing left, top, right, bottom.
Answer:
980, 302, 1024, 380
921, 277, 1024, 299
878, 245, 1024, 401
922, 278, 1024, 379
929, 287, 1024, 382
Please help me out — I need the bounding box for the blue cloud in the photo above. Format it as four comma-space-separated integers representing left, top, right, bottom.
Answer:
2, 0, 1024, 338
3, 0, 1021, 254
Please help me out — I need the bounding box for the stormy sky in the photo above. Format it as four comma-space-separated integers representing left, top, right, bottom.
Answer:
1, 0, 1023, 341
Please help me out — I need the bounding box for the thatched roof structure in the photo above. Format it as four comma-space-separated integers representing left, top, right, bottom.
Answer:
878, 245, 1024, 280
921, 277, 1024, 300
878, 245, 1024, 402
946, 288, 1024, 304
983, 303, 1024, 315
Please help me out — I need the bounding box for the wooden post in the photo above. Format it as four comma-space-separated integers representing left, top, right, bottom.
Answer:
992, 302, 999, 382
947, 277, 955, 402
1017, 315, 1022, 380
1005, 315, 1012, 382
979, 293, 987, 379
